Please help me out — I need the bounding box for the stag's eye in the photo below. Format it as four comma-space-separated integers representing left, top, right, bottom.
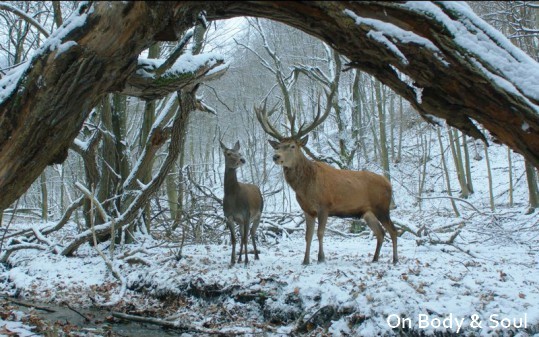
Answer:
290, 145, 295, 149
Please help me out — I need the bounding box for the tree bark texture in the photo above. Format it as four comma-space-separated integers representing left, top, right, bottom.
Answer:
1, 1, 539, 210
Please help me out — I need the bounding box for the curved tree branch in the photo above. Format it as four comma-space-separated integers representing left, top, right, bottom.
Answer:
0, 2, 50, 38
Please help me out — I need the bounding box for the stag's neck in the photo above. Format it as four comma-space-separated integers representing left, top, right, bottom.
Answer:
283, 154, 316, 193
224, 167, 240, 195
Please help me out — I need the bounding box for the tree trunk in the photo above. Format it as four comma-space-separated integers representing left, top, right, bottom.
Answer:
375, 80, 390, 181
2, 2, 539, 210
508, 148, 514, 207
417, 133, 429, 211
447, 128, 469, 198
484, 145, 495, 212
40, 172, 48, 222
139, 43, 161, 232
462, 134, 474, 194
395, 95, 404, 163
437, 128, 460, 217
352, 70, 368, 163
166, 166, 179, 223
525, 161, 539, 213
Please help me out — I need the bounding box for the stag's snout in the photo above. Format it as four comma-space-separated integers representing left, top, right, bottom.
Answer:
272, 154, 280, 163
240, 158, 246, 164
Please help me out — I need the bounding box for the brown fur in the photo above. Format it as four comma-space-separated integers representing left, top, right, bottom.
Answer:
270, 136, 398, 264
221, 141, 263, 265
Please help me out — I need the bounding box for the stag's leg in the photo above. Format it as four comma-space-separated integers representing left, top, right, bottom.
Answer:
317, 211, 328, 263
303, 213, 316, 265
362, 211, 385, 262
226, 218, 236, 266
381, 217, 399, 264
251, 216, 261, 260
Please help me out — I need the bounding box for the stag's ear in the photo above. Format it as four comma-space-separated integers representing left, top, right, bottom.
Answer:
234, 141, 240, 151
219, 140, 227, 151
268, 140, 280, 149
300, 136, 309, 147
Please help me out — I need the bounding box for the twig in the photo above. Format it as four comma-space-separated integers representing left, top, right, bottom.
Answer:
66, 304, 92, 322
112, 312, 185, 329
75, 182, 126, 307
5, 298, 56, 313
186, 166, 223, 206
3, 196, 84, 241
418, 196, 490, 216
0, 199, 19, 252
112, 312, 261, 335
421, 225, 478, 258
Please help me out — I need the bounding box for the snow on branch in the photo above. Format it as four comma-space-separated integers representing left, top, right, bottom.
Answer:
403, 1, 539, 105
0, 2, 90, 104
123, 52, 228, 100
0, 2, 50, 38
0, 241, 47, 263
343, 9, 444, 67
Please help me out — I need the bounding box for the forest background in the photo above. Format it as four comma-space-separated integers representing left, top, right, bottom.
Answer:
0, 1, 538, 336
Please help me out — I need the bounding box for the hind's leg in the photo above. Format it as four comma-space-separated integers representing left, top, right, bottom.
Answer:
238, 222, 248, 264
251, 216, 261, 260
226, 218, 237, 266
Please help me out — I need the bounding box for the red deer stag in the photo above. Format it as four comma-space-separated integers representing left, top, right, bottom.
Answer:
220, 140, 264, 265
255, 101, 398, 265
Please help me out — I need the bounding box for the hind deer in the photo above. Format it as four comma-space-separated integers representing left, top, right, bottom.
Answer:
220, 140, 264, 265
255, 100, 398, 265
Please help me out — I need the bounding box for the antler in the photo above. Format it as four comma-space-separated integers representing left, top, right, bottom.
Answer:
254, 98, 284, 140
295, 87, 336, 139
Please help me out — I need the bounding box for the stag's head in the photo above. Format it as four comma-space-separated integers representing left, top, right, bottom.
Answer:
269, 137, 308, 167
220, 141, 246, 169
255, 97, 330, 168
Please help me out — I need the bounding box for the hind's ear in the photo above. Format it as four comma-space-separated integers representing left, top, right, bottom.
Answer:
234, 141, 240, 151
268, 140, 280, 150
219, 140, 227, 151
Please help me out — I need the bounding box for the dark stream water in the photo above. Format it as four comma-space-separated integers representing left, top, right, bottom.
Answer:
9, 299, 180, 336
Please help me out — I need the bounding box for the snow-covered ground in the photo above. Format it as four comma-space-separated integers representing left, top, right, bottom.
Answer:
1, 202, 538, 336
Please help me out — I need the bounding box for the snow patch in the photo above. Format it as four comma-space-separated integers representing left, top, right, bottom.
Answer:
54, 41, 79, 59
